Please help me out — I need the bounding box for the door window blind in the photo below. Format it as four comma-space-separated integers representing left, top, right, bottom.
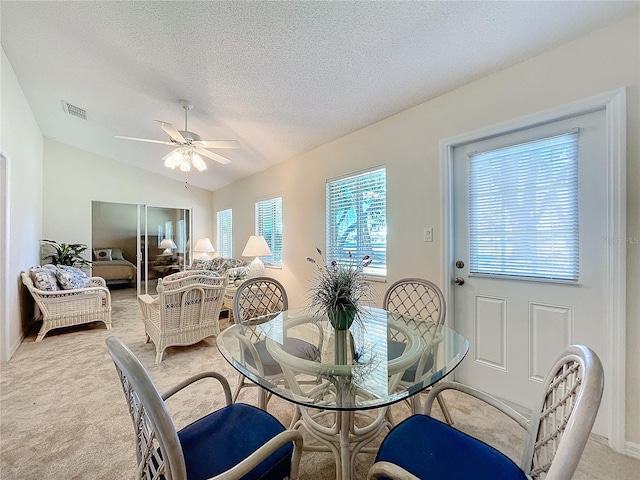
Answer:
469, 131, 579, 282
256, 197, 283, 266
217, 209, 233, 258
326, 167, 387, 278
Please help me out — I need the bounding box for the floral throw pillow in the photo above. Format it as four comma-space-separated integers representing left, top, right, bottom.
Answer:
55, 265, 92, 290
211, 257, 247, 274
31, 265, 60, 291
188, 259, 213, 270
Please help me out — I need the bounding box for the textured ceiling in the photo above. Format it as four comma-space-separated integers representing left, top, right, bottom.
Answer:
1, 1, 637, 191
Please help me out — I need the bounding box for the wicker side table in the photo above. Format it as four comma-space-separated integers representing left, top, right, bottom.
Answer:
222, 286, 238, 322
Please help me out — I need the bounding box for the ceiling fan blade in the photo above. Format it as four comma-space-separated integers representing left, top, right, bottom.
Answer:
194, 147, 232, 165
155, 121, 186, 143
115, 135, 175, 146
193, 140, 241, 149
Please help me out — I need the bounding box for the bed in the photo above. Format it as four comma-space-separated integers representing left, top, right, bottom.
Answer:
91, 247, 137, 286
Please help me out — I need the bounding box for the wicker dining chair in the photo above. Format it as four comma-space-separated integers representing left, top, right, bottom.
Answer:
232, 277, 322, 410
368, 344, 604, 480
106, 336, 303, 480
383, 278, 452, 422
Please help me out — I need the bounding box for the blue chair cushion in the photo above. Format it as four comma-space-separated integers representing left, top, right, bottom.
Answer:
375, 414, 527, 480
178, 403, 293, 480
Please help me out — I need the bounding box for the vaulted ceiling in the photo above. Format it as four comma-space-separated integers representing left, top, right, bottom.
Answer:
2, 1, 636, 191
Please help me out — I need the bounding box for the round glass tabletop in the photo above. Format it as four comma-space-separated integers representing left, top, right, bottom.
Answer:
217, 306, 469, 411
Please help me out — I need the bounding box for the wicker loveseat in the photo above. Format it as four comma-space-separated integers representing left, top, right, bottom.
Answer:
21, 267, 112, 342
188, 257, 249, 284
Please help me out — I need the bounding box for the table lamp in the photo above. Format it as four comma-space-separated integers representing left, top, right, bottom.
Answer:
159, 238, 177, 256
194, 238, 215, 260
242, 235, 272, 278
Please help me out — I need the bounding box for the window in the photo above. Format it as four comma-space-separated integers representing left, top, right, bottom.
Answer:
255, 197, 283, 266
164, 221, 173, 243
326, 167, 387, 278
176, 219, 185, 253
469, 131, 579, 282
217, 209, 233, 258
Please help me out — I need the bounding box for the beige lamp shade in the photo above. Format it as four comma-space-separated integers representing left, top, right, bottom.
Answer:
242, 235, 272, 257
194, 238, 215, 260
242, 235, 272, 278
159, 238, 177, 255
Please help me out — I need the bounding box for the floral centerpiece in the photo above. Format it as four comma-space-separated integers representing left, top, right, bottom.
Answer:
306, 247, 373, 330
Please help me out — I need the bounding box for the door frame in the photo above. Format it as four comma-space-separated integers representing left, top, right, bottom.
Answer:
439, 89, 626, 452
0, 153, 9, 362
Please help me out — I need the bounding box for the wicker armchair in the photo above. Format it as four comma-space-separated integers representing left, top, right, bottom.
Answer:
106, 336, 303, 480
368, 344, 604, 480
138, 271, 227, 363
21, 270, 112, 342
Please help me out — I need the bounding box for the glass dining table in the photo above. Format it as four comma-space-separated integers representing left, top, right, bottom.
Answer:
217, 306, 469, 480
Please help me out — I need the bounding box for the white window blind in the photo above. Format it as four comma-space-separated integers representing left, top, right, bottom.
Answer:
255, 197, 282, 266
326, 167, 387, 278
165, 221, 173, 244
469, 131, 579, 282
176, 219, 185, 253
217, 209, 233, 258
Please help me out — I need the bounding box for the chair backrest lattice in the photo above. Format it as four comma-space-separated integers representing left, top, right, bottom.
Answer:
233, 277, 288, 340
157, 274, 226, 331
383, 278, 446, 325
107, 337, 186, 480
522, 345, 604, 480
384, 278, 446, 342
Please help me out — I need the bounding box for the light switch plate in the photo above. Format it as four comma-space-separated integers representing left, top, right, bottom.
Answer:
424, 227, 433, 242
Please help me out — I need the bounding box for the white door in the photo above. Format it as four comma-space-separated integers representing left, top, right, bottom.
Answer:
452, 109, 610, 436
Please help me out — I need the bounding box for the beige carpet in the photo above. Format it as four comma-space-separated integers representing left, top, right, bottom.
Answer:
1, 287, 637, 479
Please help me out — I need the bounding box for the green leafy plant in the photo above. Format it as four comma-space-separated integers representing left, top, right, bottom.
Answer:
306, 247, 373, 329
41, 239, 91, 267
228, 270, 248, 284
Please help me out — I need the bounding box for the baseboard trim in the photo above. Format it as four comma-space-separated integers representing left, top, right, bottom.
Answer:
625, 441, 640, 459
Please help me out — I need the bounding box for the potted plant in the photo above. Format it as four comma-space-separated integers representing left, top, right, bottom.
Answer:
41, 239, 91, 267
306, 247, 373, 330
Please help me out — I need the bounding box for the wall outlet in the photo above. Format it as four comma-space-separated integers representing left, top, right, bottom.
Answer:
423, 227, 433, 242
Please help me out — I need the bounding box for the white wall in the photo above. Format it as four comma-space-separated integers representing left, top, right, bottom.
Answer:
0, 48, 44, 361
213, 16, 640, 445
42, 139, 215, 256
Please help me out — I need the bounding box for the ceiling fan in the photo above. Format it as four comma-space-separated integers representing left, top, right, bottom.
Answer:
116, 100, 239, 172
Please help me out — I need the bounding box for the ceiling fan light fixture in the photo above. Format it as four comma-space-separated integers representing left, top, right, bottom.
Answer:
180, 160, 191, 172
163, 149, 183, 169
192, 153, 207, 172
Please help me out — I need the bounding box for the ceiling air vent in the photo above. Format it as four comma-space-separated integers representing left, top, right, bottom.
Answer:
61, 100, 87, 120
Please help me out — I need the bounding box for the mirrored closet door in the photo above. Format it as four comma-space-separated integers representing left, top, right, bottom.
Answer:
137, 205, 192, 295
91, 201, 192, 296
